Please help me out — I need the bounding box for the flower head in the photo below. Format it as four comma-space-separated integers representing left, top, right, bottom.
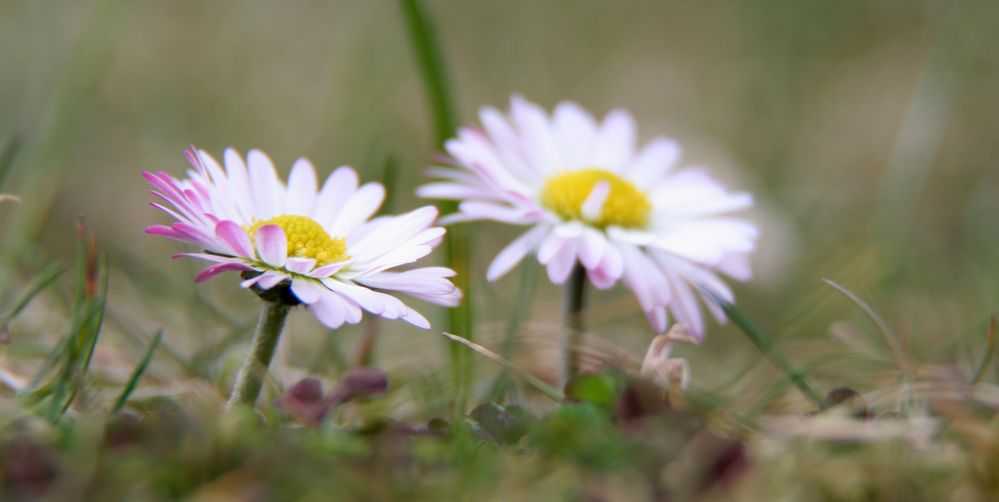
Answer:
418, 96, 756, 340
146, 148, 460, 329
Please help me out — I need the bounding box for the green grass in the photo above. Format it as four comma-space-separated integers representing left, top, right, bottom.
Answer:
2, 0, 999, 499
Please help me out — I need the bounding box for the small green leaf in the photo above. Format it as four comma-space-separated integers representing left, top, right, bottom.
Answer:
564, 371, 619, 410
469, 402, 533, 444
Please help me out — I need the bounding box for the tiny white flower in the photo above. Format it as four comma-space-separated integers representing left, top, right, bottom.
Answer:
146, 148, 461, 329
419, 96, 757, 340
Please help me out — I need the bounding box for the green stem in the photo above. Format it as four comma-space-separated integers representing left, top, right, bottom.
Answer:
399, 0, 474, 415
563, 265, 587, 383
226, 301, 292, 411
398, 0, 458, 146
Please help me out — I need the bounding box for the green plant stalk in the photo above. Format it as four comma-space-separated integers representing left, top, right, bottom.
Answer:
398, 0, 458, 147
563, 265, 587, 383
705, 290, 826, 409
399, 0, 474, 414
226, 301, 292, 411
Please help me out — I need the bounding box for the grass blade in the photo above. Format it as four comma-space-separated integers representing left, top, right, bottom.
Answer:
399, 0, 474, 414
0, 133, 21, 191
822, 278, 908, 370
972, 314, 996, 385
398, 0, 457, 145
441, 332, 563, 402
0, 263, 64, 333
704, 290, 826, 409
112, 329, 162, 413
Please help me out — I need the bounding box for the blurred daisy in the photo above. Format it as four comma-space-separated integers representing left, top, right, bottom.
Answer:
418, 96, 756, 340
146, 148, 460, 330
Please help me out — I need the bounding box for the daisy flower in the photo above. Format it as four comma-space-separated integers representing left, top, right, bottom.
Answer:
145, 147, 461, 330
417, 96, 756, 340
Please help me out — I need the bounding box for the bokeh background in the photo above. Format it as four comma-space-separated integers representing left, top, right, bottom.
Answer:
2, 0, 999, 412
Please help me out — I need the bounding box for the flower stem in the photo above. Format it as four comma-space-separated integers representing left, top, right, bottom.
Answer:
226, 300, 292, 411
563, 264, 587, 383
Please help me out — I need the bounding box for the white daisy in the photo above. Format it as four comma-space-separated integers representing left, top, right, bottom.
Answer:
417, 96, 756, 340
146, 147, 460, 330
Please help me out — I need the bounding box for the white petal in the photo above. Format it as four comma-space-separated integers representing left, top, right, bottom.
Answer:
449, 130, 534, 193
479, 106, 534, 178
487, 225, 549, 281
537, 233, 567, 265
546, 238, 578, 283
254, 224, 287, 268
646, 307, 669, 334
312, 291, 347, 329
652, 218, 757, 265
247, 149, 283, 219
587, 241, 624, 289
619, 243, 670, 311
313, 166, 359, 229
241, 275, 264, 289
456, 201, 539, 225
718, 253, 753, 281
552, 101, 597, 168
346, 244, 434, 278
580, 182, 610, 222
214, 220, 254, 258
356, 268, 457, 297
322, 279, 390, 316
401, 307, 431, 329
656, 254, 706, 340
307, 260, 352, 278
341, 297, 363, 324
607, 226, 657, 246
650, 169, 753, 216
509, 95, 561, 173
347, 206, 438, 261
415, 182, 499, 201
285, 158, 318, 215
291, 278, 323, 304
329, 183, 385, 236
625, 138, 681, 186
222, 148, 253, 220
578, 228, 606, 269
593, 109, 636, 171
257, 271, 287, 290
285, 257, 317, 274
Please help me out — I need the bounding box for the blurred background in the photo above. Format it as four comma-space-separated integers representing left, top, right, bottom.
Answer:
2, 0, 998, 413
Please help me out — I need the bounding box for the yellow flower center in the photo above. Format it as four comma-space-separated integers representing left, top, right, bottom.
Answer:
247, 215, 348, 267
540, 168, 651, 229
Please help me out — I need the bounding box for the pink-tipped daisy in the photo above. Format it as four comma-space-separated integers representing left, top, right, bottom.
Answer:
417, 96, 756, 340
145, 147, 461, 330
